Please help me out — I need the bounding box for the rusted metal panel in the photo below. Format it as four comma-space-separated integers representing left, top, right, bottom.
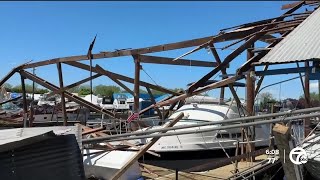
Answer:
256, 8, 320, 65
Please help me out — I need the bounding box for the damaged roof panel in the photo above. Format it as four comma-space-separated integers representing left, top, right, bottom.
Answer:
255, 8, 320, 65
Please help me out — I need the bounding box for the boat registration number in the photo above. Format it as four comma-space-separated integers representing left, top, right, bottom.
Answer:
160, 145, 182, 149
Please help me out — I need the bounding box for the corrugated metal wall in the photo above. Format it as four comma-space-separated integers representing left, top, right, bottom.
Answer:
0, 134, 85, 180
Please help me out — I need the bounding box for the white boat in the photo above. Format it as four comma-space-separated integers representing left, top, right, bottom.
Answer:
130, 103, 270, 170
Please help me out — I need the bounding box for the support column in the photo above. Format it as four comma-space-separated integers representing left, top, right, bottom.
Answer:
57, 62, 67, 126
20, 73, 28, 127
305, 61, 311, 136
245, 44, 255, 160
220, 69, 225, 104
133, 55, 141, 113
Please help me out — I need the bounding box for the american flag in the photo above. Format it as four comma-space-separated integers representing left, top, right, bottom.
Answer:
127, 113, 139, 123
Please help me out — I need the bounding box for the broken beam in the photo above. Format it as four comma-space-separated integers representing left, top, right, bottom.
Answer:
110, 112, 184, 180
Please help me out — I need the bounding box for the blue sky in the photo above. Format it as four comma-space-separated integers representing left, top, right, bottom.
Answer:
0, 1, 316, 100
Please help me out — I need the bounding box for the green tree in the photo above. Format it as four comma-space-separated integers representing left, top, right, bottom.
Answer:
67, 86, 80, 93
94, 85, 120, 96
10, 84, 49, 94
78, 85, 91, 96
258, 92, 276, 110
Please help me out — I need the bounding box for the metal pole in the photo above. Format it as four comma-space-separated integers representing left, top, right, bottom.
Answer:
32, 67, 35, 101
57, 62, 67, 126
133, 55, 140, 113
20, 73, 28, 128
82, 112, 320, 144
83, 106, 320, 141
246, 44, 255, 160
305, 61, 311, 137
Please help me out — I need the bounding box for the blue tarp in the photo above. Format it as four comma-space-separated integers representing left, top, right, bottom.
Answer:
155, 94, 171, 102
10, 93, 22, 99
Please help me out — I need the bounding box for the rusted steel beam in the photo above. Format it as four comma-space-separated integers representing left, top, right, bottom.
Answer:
163, 101, 178, 120
188, 6, 304, 94
138, 55, 218, 67
187, 22, 277, 94
82, 127, 105, 136
281, 1, 318, 10
20, 70, 117, 118
263, 37, 284, 43
221, 11, 311, 32
146, 87, 163, 120
254, 64, 269, 98
57, 62, 68, 126
305, 61, 311, 107
20, 25, 277, 70
133, 55, 140, 113
222, 20, 303, 50
157, 76, 239, 107
139, 94, 175, 116
225, 22, 302, 51
246, 47, 255, 116
0, 68, 17, 87
209, 44, 242, 106
245, 45, 255, 160
20, 73, 28, 128
110, 112, 184, 180
238, 30, 292, 73
48, 74, 102, 97
109, 77, 134, 96
64, 61, 180, 96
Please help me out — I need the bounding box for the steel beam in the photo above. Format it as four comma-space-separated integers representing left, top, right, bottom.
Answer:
64, 61, 180, 96
20, 23, 284, 70
254, 64, 269, 97
138, 55, 218, 67
146, 87, 162, 120
20, 72, 28, 127
209, 44, 242, 106
133, 55, 140, 113
57, 62, 68, 126
0, 68, 17, 87
20, 70, 117, 118
48, 74, 102, 97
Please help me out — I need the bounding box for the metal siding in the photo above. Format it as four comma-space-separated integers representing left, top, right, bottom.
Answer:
256, 8, 320, 65
0, 126, 82, 152
0, 134, 85, 180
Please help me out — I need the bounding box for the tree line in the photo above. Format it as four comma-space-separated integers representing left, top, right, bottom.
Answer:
258, 91, 320, 110
2, 83, 184, 97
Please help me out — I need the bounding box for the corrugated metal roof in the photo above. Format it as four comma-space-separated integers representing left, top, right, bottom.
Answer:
256, 8, 320, 65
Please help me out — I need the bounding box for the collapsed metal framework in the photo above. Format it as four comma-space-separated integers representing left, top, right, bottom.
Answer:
0, 2, 318, 133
